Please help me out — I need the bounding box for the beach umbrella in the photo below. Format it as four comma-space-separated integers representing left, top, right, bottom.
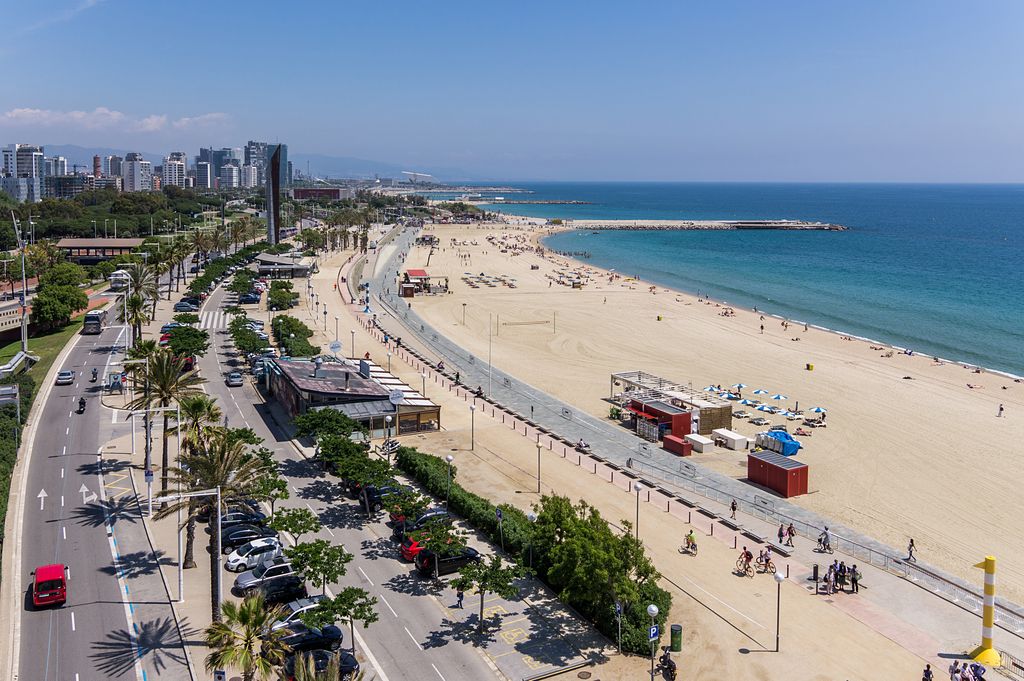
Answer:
724, 393, 739, 400
731, 383, 747, 389
770, 394, 788, 401
703, 385, 717, 391
752, 388, 769, 395
740, 399, 755, 405
809, 406, 827, 413
756, 405, 773, 412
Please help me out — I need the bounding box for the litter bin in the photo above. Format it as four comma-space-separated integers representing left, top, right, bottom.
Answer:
806, 363, 814, 371
670, 624, 682, 652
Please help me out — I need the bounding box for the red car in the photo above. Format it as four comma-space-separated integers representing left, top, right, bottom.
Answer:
32, 564, 68, 607
400, 535, 428, 561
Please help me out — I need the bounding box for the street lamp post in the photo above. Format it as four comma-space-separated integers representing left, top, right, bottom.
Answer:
421, 371, 427, 397
334, 316, 339, 345
387, 352, 392, 372
536, 442, 542, 493
462, 303, 466, 325
774, 571, 785, 652
634, 482, 643, 541
154, 487, 221, 608
469, 404, 476, 451
445, 455, 454, 508
527, 512, 537, 568
385, 414, 392, 444
350, 329, 356, 359
647, 603, 659, 678
323, 308, 327, 329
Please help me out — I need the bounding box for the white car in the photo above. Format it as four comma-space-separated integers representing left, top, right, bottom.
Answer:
225, 537, 282, 572
270, 595, 327, 631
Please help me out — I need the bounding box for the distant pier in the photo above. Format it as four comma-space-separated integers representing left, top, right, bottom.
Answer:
563, 219, 847, 231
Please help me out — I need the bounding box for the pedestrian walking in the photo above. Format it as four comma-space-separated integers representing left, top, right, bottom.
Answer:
777, 523, 785, 544
907, 538, 917, 562
850, 564, 860, 593
786, 523, 796, 547
760, 324, 764, 334
922, 663, 933, 681
948, 660, 960, 680
730, 499, 737, 519
456, 589, 464, 608
998, 403, 1004, 417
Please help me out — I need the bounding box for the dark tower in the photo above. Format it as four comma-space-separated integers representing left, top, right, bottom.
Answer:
266, 144, 282, 244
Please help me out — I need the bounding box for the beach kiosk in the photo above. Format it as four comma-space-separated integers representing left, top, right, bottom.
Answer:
747, 450, 808, 498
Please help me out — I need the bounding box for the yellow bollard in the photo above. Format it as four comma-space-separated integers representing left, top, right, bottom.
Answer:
971, 556, 1001, 666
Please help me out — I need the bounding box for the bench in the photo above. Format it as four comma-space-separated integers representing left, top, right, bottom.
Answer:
719, 518, 744, 532
696, 506, 718, 519
768, 542, 791, 558
741, 530, 765, 544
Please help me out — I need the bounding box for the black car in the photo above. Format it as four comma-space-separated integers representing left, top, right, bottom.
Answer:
415, 546, 482, 577
180, 297, 201, 307
221, 524, 277, 553
279, 623, 344, 653
392, 509, 450, 541
215, 509, 268, 532
282, 649, 359, 681
239, 293, 261, 304
249, 575, 307, 605
362, 484, 409, 513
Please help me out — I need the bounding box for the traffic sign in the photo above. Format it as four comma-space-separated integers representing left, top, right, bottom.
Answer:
329, 341, 342, 354
495, 508, 503, 522
144, 470, 154, 483
615, 601, 622, 616
649, 624, 660, 642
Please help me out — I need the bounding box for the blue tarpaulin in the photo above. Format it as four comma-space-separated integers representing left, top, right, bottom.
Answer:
765, 430, 802, 456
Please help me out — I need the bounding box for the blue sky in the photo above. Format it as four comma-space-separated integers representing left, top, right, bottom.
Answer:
2, 0, 1022, 181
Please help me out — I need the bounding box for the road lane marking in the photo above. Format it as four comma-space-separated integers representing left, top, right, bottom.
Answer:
65, 426, 70, 435
358, 566, 374, 586
380, 594, 398, 617
61, 495, 64, 507
111, 410, 117, 423
61, 467, 64, 479
62, 526, 66, 540
404, 626, 422, 650
62, 445, 66, 456
324, 526, 335, 537
68, 411, 72, 418
66, 566, 70, 579
70, 612, 75, 631
432, 663, 446, 681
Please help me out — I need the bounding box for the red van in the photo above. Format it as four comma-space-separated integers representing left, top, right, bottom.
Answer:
32, 564, 68, 607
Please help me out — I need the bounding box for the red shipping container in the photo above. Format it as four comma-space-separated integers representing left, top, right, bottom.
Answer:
663, 435, 692, 457
747, 450, 808, 498
670, 412, 692, 438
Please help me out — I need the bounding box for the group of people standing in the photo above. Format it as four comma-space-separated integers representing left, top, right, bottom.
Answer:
821, 559, 860, 594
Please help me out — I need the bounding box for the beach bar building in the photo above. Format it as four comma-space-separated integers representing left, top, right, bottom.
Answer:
56, 238, 144, 265
400, 268, 449, 297
266, 357, 440, 437
610, 370, 733, 436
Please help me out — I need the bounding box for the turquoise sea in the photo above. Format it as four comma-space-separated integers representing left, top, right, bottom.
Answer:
470, 183, 1024, 376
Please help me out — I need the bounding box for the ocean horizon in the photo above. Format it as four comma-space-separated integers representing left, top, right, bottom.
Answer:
464, 182, 1024, 376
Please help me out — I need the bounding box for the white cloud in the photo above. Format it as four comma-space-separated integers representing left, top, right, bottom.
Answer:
172, 112, 230, 129
0, 107, 228, 134
19, 0, 106, 35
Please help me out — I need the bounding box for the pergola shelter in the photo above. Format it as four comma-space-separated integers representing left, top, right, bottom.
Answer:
611, 370, 733, 436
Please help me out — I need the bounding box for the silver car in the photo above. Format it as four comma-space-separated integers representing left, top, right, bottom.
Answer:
225, 537, 282, 572
271, 595, 327, 631
226, 372, 244, 387
234, 556, 296, 593
55, 370, 75, 386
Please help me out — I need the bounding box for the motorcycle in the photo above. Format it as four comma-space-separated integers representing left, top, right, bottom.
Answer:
78, 397, 86, 414
91, 368, 98, 382
659, 650, 677, 680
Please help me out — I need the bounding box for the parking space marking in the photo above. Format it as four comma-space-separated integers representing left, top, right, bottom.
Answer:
498, 626, 528, 646
482, 604, 508, 618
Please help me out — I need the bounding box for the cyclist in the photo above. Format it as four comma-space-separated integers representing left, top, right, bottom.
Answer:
818, 527, 832, 552
740, 546, 753, 572
684, 529, 696, 553
759, 545, 773, 570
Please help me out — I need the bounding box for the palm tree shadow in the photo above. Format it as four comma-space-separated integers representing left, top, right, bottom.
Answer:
69, 496, 139, 530
98, 549, 173, 579
89, 616, 198, 677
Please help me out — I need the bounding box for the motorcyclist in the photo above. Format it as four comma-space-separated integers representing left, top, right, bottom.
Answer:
78, 396, 86, 412
91, 367, 98, 381
659, 649, 677, 679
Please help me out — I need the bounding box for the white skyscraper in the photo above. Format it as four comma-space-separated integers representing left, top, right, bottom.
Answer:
162, 159, 186, 187
240, 164, 259, 188
219, 163, 239, 189
122, 159, 153, 192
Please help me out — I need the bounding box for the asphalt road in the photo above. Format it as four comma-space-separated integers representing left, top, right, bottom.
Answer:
199, 284, 499, 681
16, 318, 191, 681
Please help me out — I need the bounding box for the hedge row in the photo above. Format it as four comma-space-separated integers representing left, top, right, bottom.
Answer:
0, 372, 35, 544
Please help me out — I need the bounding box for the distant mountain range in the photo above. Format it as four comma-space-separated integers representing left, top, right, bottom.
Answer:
43, 144, 474, 182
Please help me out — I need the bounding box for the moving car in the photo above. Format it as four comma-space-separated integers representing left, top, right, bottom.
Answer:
415, 547, 481, 577
54, 370, 75, 386
160, 322, 183, 333
392, 509, 450, 541
270, 595, 327, 631
225, 538, 282, 572
248, 575, 306, 605
31, 564, 68, 607
173, 302, 199, 313
279, 623, 343, 653
234, 556, 296, 593
282, 650, 359, 681
220, 524, 277, 553
226, 372, 245, 387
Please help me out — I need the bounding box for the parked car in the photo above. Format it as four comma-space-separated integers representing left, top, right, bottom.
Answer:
225, 538, 282, 572
180, 297, 201, 307
248, 575, 307, 605
54, 370, 75, 386
254, 332, 269, 341
361, 484, 404, 513
160, 322, 183, 334
414, 546, 481, 577
239, 293, 261, 305
31, 564, 68, 607
400, 534, 431, 562
220, 524, 277, 553
173, 302, 199, 313
278, 623, 343, 653
216, 509, 268, 531
226, 372, 245, 387
392, 509, 450, 541
282, 650, 359, 681
234, 556, 296, 593
270, 595, 327, 631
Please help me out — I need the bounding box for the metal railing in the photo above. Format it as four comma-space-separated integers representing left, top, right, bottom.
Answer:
1000, 650, 1024, 680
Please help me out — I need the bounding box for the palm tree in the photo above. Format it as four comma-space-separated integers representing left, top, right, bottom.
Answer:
127, 349, 206, 501
125, 262, 159, 309
124, 293, 150, 346
170, 394, 222, 568
204, 594, 288, 681
280, 652, 349, 681
171, 238, 191, 290
190, 229, 213, 265
162, 430, 272, 621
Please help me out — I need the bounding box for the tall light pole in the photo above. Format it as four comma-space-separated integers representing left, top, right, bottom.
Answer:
634, 482, 643, 541
536, 441, 543, 494
774, 571, 785, 652
420, 371, 427, 397
527, 512, 537, 568
462, 302, 466, 325
350, 329, 356, 359
323, 307, 327, 330
334, 316, 339, 345
445, 455, 454, 508
92, 219, 97, 238
469, 404, 476, 451
387, 352, 392, 372
647, 603, 659, 678
104, 218, 108, 237
385, 415, 392, 442
155, 487, 220, 608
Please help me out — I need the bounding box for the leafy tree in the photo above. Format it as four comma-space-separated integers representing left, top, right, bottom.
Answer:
285, 540, 353, 595
204, 593, 288, 681
166, 326, 211, 359
384, 488, 429, 526
268, 507, 322, 542
173, 312, 200, 325
415, 519, 467, 580
299, 586, 378, 651
294, 409, 360, 441
452, 555, 528, 633
38, 261, 85, 288
252, 474, 289, 517
30, 286, 89, 329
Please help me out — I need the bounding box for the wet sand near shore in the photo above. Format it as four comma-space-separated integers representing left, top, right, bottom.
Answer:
404, 223, 1024, 602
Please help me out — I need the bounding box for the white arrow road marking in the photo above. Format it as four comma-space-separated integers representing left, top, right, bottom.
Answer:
37, 489, 47, 510
79, 484, 97, 505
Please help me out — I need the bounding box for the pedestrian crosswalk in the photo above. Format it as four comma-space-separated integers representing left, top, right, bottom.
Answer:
199, 310, 231, 330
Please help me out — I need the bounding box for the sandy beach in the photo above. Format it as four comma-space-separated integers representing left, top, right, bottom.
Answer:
401, 222, 1024, 602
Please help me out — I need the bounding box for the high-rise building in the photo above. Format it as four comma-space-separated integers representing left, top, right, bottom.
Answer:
266, 144, 283, 244
197, 147, 242, 177
162, 158, 186, 187
167, 151, 188, 171
195, 161, 214, 189
45, 156, 69, 177
122, 158, 153, 192
219, 163, 240, 189
92, 155, 101, 178
287, 160, 293, 187
105, 154, 123, 177
2, 144, 44, 202
240, 164, 259, 188
125, 152, 145, 162
46, 174, 92, 199
245, 140, 268, 183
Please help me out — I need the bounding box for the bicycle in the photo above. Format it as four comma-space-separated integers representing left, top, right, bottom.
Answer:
678, 541, 698, 556
816, 538, 835, 554
757, 558, 777, 575
735, 557, 754, 578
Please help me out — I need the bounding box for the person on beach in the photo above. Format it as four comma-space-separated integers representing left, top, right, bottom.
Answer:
923, 663, 933, 681
730, 499, 737, 519
907, 538, 917, 562
998, 403, 1004, 417
949, 660, 960, 680
786, 523, 796, 546
760, 323, 764, 334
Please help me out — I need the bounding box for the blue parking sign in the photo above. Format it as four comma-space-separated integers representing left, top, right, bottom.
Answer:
649, 624, 659, 642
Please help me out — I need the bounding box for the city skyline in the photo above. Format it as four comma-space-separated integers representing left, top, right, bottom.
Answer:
2, 1, 1023, 182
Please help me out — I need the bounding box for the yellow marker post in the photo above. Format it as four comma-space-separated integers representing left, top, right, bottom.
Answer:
971, 556, 1001, 666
